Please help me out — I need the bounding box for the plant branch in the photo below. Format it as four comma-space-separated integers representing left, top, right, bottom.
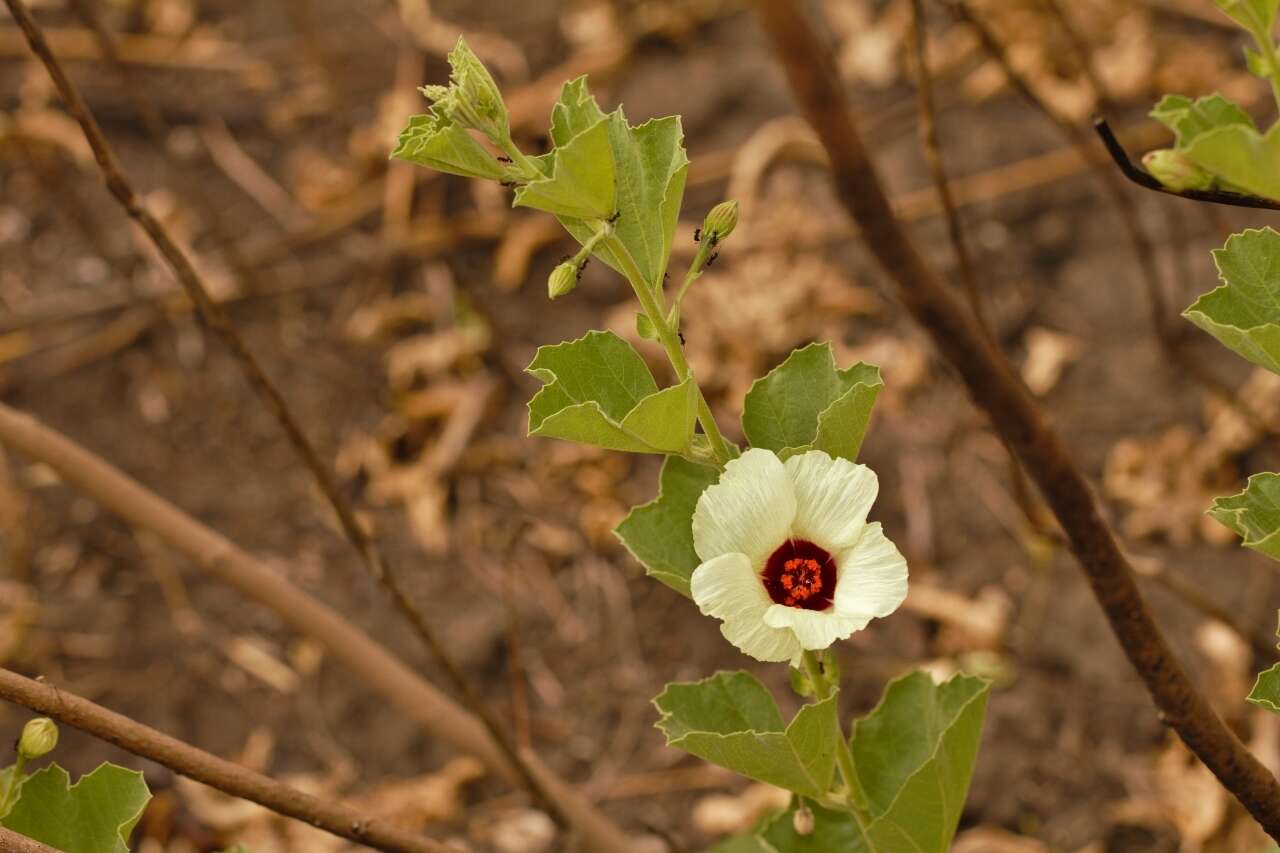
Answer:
0, 668, 451, 853
0, 0, 566, 831
754, 0, 1280, 839
0, 826, 59, 853
0, 403, 638, 853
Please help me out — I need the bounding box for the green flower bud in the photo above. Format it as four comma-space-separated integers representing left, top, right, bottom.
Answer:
548, 261, 580, 300
701, 200, 739, 243
1142, 149, 1214, 192
443, 37, 509, 141
792, 803, 815, 835
17, 718, 57, 760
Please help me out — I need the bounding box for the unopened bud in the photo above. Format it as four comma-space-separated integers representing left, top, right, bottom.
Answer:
18, 718, 57, 760
792, 803, 815, 836
548, 261, 580, 300
701, 200, 739, 243
1142, 149, 1213, 192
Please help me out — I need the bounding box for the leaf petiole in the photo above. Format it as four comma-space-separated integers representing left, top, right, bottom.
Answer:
801, 649, 867, 814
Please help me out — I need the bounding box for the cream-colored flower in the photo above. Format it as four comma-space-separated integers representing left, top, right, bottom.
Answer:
690, 448, 908, 664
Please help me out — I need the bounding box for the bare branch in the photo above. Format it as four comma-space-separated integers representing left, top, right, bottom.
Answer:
0, 668, 452, 853
0, 826, 59, 853
0, 403, 637, 852
753, 0, 1280, 838
0, 0, 574, 834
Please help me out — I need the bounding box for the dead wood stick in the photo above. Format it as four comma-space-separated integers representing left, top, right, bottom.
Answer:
0, 668, 452, 853
0, 402, 635, 852
754, 0, 1280, 838
0, 0, 591, 837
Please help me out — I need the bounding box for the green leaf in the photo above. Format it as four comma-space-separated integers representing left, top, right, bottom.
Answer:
549, 77, 607, 147
848, 671, 990, 852
742, 343, 883, 461
527, 331, 696, 453
760, 798, 872, 852
1208, 472, 1280, 560
1184, 228, 1280, 374
1215, 0, 1279, 33
1249, 662, 1280, 711
1185, 123, 1280, 201
654, 671, 841, 798
514, 116, 616, 221
615, 455, 719, 596
1150, 93, 1255, 147
1, 763, 150, 853
390, 114, 508, 181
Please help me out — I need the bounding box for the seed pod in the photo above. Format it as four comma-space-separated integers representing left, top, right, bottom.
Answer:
701, 200, 739, 243
18, 717, 57, 760
548, 261, 580, 299
1142, 149, 1214, 192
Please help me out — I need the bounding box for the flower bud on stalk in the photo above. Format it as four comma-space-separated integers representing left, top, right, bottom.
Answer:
548, 261, 581, 300
701, 200, 739, 244
1142, 149, 1214, 192
17, 718, 57, 760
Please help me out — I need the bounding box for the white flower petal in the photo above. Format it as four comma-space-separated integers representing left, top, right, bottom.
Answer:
692, 448, 795, 567
691, 552, 800, 662
784, 451, 879, 552
763, 605, 863, 650
833, 522, 909, 621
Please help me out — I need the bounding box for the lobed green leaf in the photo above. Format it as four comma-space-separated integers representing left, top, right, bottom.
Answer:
1150, 93, 1255, 147
654, 671, 841, 798
1, 763, 150, 853
527, 331, 696, 453
1250, 663, 1280, 712
1184, 123, 1280, 201
1208, 472, 1280, 560
742, 343, 883, 461
615, 455, 720, 596
1185, 228, 1280, 374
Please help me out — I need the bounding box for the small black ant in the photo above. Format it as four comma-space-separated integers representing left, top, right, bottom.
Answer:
678, 331, 686, 345
706, 252, 719, 267
693, 227, 701, 243
496, 155, 513, 163
577, 257, 590, 277
607, 210, 621, 224
708, 232, 719, 248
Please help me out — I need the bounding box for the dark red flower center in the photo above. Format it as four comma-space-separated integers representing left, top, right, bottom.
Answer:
762, 539, 837, 610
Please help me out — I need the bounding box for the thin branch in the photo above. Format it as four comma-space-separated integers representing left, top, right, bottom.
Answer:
753, 0, 1280, 839
1094, 118, 1280, 211
0, 0, 562, 830
0, 827, 59, 853
946, 0, 1174, 347
0, 403, 637, 853
0, 668, 451, 853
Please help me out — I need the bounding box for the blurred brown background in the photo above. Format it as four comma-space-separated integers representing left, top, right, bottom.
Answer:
3, 0, 1280, 850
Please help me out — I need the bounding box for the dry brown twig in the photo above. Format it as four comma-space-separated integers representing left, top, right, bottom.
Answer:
0, 0, 630, 847
0, 826, 59, 853
0, 668, 451, 853
0, 403, 635, 852
753, 0, 1280, 838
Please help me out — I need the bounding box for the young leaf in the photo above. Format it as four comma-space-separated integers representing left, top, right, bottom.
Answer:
1214, 0, 1280, 34
1, 763, 150, 853
742, 343, 883, 461
390, 114, 508, 181
1208, 473, 1280, 560
514, 116, 616, 221
1150, 93, 1255, 147
847, 671, 990, 852
527, 331, 696, 453
654, 671, 841, 798
615, 455, 720, 596
1184, 123, 1280, 201
549, 77, 607, 147
1185, 228, 1280, 374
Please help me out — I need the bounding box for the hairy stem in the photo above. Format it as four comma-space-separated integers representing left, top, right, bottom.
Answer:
801, 650, 864, 812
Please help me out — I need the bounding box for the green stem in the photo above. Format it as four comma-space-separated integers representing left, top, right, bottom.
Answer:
667, 238, 715, 327
1247, 22, 1280, 116
0, 755, 27, 813
497, 136, 543, 181
801, 650, 864, 813
605, 236, 735, 466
